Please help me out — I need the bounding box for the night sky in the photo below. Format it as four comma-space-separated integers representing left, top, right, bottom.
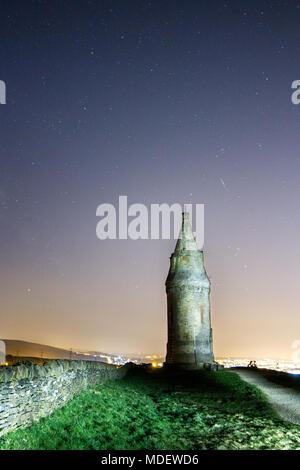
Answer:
1, 0, 300, 359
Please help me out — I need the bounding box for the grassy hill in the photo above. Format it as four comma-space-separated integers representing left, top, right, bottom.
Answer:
1, 366, 300, 450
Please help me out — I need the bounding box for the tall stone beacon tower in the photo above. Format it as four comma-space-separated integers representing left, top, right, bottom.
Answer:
165, 212, 215, 369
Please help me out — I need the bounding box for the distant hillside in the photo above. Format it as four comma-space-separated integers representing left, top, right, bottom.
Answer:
1, 339, 107, 362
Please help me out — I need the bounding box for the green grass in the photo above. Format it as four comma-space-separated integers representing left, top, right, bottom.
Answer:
1, 366, 300, 450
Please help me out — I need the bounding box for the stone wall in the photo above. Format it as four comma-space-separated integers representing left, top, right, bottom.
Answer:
0, 359, 132, 437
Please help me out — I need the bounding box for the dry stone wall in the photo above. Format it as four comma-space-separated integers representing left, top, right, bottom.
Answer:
0, 359, 132, 437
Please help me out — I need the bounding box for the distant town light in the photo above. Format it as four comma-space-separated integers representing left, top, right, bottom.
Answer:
287, 370, 300, 375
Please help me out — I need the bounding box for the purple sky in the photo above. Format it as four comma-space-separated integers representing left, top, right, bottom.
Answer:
1, 0, 300, 359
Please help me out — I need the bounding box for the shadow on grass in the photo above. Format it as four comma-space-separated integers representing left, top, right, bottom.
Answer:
123, 365, 280, 421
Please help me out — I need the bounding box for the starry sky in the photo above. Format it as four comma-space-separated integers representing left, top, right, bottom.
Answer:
1, 0, 300, 360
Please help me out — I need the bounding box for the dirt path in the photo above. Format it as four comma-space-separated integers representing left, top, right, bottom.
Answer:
232, 369, 300, 426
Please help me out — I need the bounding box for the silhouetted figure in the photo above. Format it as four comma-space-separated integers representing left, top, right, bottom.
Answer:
247, 360, 257, 368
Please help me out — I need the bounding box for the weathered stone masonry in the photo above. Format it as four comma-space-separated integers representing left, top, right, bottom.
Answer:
0, 360, 132, 437
165, 212, 214, 368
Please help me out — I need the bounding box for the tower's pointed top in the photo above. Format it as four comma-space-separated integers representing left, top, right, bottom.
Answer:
174, 212, 198, 253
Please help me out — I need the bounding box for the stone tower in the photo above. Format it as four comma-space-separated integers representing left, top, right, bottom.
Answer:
165, 212, 214, 368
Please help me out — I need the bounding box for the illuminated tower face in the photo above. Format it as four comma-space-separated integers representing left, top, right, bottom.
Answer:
165, 212, 214, 367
